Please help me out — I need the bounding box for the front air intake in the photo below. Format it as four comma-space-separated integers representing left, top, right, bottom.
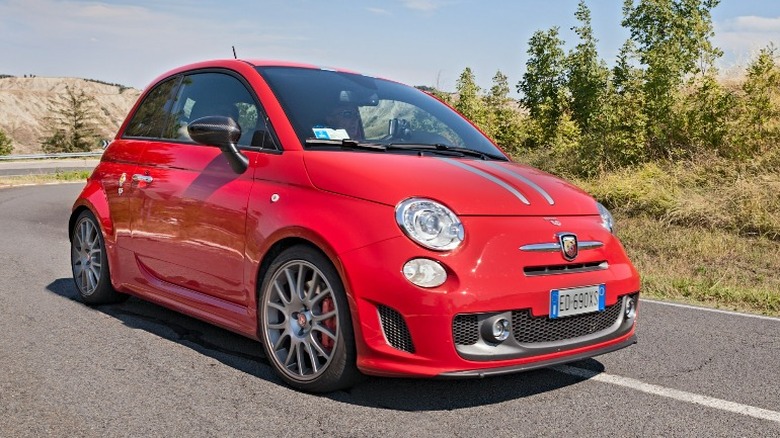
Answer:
377, 305, 415, 353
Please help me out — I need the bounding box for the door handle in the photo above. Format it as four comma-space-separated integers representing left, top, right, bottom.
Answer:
132, 174, 153, 184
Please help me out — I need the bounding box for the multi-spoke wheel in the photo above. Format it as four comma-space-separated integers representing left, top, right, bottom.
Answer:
70, 210, 125, 304
259, 245, 360, 392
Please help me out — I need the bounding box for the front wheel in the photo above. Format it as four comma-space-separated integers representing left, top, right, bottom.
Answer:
259, 246, 360, 392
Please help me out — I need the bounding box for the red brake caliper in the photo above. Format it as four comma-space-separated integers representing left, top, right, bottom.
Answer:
320, 298, 336, 350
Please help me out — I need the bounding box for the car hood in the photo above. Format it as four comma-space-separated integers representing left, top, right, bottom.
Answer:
303, 151, 598, 216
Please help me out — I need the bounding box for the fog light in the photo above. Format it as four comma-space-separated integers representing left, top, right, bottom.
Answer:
624, 296, 636, 319
402, 258, 447, 288
482, 318, 510, 342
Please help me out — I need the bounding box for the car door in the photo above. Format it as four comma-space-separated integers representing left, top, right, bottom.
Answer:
129, 70, 268, 306
105, 76, 180, 283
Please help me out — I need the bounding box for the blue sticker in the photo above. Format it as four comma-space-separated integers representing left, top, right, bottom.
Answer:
598, 284, 606, 311
550, 289, 559, 319
313, 128, 330, 139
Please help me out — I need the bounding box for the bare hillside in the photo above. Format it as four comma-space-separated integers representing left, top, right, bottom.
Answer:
0, 77, 141, 154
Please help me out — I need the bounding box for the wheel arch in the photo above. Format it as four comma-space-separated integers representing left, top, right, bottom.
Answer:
252, 230, 357, 337
255, 235, 345, 300
70, 179, 114, 244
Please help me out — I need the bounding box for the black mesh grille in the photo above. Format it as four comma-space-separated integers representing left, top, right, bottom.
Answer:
512, 300, 623, 344
378, 305, 415, 353
524, 261, 607, 276
453, 314, 479, 345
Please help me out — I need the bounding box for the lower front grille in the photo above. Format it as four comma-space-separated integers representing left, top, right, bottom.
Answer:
453, 294, 636, 348
453, 314, 479, 345
377, 305, 415, 353
512, 300, 623, 344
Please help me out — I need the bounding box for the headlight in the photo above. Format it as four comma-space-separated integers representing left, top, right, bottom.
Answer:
597, 202, 615, 234
395, 198, 464, 251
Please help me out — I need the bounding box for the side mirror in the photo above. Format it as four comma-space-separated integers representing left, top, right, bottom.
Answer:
188, 116, 249, 174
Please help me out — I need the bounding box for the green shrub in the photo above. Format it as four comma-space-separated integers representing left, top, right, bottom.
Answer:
0, 129, 13, 155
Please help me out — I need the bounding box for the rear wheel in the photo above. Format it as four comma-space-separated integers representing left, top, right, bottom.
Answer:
70, 210, 126, 304
259, 245, 360, 392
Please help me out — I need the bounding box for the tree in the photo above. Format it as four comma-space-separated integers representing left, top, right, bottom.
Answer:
40, 85, 100, 153
517, 27, 568, 144
732, 46, 780, 157
566, 0, 609, 133
454, 67, 487, 129
678, 73, 734, 156
485, 70, 523, 150
0, 129, 12, 155
622, 0, 722, 157
603, 40, 649, 167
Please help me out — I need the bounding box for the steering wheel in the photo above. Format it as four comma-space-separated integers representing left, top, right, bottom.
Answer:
382, 118, 411, 141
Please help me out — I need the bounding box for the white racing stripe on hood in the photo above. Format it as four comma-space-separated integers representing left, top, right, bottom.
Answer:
481, 161, 555, 205
438, 158, 530, 205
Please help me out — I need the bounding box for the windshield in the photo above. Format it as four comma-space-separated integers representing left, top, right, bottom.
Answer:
256, 66, 506, 159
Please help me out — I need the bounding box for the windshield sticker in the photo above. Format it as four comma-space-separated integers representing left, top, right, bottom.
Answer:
313, 127, 350, 140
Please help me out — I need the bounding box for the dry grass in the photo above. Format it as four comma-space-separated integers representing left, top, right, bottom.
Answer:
521, 147, 780, 315
617, 215, 780, 316
577, 153, 780, 240
0, 170, 90, 188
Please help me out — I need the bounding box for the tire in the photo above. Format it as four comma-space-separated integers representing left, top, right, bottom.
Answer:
259, 245, 361, 392
70, 210, 126, 305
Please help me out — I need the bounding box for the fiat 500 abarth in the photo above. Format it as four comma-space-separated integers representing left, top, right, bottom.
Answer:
70, 59, 640, 392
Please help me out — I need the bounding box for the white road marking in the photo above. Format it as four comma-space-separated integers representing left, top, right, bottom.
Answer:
641, 299, 780, 322
553, 365, 780, 424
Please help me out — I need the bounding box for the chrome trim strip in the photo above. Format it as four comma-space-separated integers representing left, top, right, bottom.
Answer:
580, 241, 604, 250
482, 161, 555, 205
520, 240, 603, 252
438, 158, 530, 205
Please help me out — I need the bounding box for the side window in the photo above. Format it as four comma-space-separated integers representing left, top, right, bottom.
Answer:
124, 77, 179, 138
164, 72, 275, 148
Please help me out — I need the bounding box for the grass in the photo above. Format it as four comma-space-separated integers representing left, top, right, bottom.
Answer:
616, 215, 780, 316
518, 149, 780, 316
575, 156, 780, 241
0, 170, 91, 188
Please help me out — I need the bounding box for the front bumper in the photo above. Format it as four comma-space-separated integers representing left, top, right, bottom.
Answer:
439, 334, 637, 378
338, 220, 641, 378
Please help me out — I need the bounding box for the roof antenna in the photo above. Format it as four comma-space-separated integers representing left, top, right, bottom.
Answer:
232, 46, 237, 59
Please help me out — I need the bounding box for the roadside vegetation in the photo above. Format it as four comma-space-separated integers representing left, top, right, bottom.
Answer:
445, 0, 780, 315
40, 85, 101, 153
0, 170, 90, 188
0, 128, 12, 155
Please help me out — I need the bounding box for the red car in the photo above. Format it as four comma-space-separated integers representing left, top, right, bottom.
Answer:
70, 59, 640, 392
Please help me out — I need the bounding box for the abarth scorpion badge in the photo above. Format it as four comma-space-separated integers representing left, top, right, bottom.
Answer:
558, 233, 578, 261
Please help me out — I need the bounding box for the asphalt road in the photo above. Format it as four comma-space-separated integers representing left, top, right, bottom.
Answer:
1, 183, 779, 437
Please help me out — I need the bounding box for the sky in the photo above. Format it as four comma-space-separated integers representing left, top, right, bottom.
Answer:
3, 0, 780, 93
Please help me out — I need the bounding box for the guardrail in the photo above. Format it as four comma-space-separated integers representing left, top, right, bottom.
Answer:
0, 151, 104, 161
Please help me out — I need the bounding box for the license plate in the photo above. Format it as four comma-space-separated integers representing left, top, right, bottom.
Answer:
549, 284, 606, 319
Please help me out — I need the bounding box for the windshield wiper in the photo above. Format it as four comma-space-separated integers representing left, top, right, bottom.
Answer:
305, 138, 387, 151
387, 143, 507, 161
305, 139, 508, 160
